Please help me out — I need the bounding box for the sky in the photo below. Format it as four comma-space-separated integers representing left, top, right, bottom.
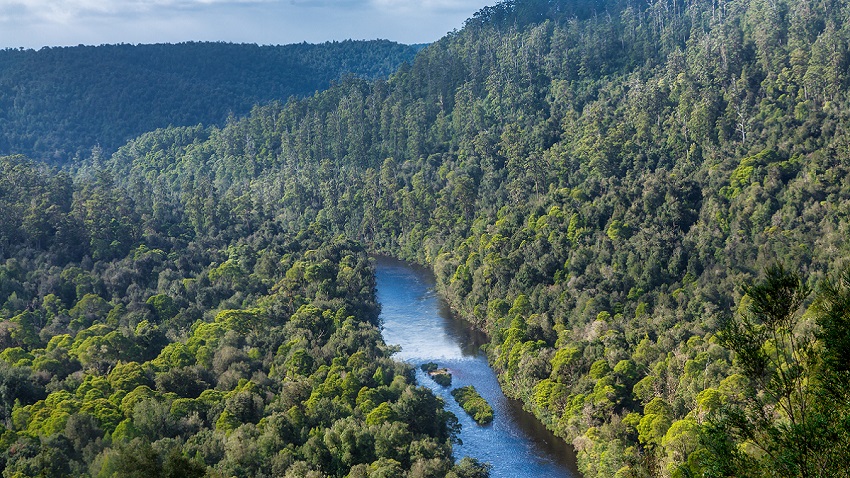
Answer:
0, 0, 495, 49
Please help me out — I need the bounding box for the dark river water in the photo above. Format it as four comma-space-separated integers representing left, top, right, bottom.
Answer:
375, 256, 580, 477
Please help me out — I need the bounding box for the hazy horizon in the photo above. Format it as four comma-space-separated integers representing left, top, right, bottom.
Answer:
0, 0, 493, 49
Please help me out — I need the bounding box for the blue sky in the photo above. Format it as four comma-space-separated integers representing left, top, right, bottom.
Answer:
0, 0, 494, 49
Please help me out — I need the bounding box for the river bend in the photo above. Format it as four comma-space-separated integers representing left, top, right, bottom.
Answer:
375, 256, 579, 477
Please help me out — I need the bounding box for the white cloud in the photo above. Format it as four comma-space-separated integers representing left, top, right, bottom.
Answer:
369, 0, 485, 13
0, 0, 275, 23
0, 0, 493, 48
287, 0, 367, 6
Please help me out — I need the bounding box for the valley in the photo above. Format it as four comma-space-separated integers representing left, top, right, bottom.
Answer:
1, 0, 850, 476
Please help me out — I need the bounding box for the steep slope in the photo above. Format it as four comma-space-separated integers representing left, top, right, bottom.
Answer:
4, 0, 850, 475
0, 155, 493, 477
0, 41, 422, 162
102, 0, 850, 475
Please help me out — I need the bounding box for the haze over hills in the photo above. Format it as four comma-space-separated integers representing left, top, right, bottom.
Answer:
1, 0, 850, 477
0, 40, 423, 163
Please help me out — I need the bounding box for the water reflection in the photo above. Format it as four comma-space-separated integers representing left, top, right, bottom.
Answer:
375, 256, 580, 478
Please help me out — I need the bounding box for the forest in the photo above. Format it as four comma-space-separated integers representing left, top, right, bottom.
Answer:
0, 155, 488, 477
2, 0, 850, 476
0, 41, 421, 163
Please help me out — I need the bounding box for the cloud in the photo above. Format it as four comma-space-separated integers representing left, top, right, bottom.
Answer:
0, 0, 493, 48
0, 0, 275, 23
287, 0, 367, 6
369, 0, 485, 13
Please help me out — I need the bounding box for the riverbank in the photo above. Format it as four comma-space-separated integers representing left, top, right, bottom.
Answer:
374, 255, 579, 477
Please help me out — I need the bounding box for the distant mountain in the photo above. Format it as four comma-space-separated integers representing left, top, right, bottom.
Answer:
3, 0, 850, 477
0, 41, 423, 162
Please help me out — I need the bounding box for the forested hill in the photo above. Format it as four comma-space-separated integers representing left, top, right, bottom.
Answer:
3, 0, 850, 477
0, 41, 422, 163
98, 0, 850, 475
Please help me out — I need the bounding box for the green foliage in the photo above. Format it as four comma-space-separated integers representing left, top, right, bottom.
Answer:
0, 41, 421, 162
3, 0, 850, 475
701, 266, 850, 477
421, 363, 453, 386
451, 386, 494, 425
448, 457, 492, 478
146, 294, 177, 322
429, 371, 453, 387
420, 362, 438, 373
815, 269, 850, 374
214, 308, 264, 335
0, 194, 462, 477
70, 0, 850, 470
637, 397, 673, 450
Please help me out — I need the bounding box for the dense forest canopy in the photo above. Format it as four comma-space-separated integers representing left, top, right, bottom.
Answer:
0, 155, 490, 477
0, 41, 423, 163
2, 0, 850, 476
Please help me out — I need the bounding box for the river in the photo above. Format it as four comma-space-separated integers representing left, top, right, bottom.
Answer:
374, 256, 580, 477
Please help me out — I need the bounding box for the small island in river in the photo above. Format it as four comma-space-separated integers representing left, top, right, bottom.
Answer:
452, 386, 494, 425
421, 362, 453, 386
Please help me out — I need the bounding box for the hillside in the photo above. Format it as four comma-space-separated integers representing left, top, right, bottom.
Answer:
0, 41, 422, 163
0, 154, 491, 477
2, 0, 850, 476
101, 0, 850, 475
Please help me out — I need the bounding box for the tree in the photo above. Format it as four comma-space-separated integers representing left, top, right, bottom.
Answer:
448, 457, 491, 478
704, 265, 832, 477
809, 268, 850, 474
96, 438, 163, 478
146, 294, 178, 323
